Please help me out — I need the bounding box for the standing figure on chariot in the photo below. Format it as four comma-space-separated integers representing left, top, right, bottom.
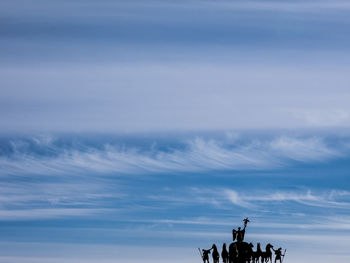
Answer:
237, 222, 248, 242
232, 217, 249, 242
236, 227, 244, 242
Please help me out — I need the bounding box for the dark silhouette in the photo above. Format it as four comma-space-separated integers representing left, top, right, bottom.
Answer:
281, 249, 286, 263
222, 243, 229, 263
261, 244, 274, 263
198, 218, 286, 263
236, 226, 246, 242
272, 248, 282, 263
252, 242, 263, 263
243, 218, 250, 228
232, 229, 237, 241
243, 242, 254, 263
202, 248, 211, 263
229, 242, 239, 263
212, 244, 220, 263
228, 242, 254, 263
232, 218, 248, 243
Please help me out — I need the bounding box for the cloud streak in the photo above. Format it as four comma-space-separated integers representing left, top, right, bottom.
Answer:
0, 208, 110, 221
0, 135, 345, 176
224, 189, 350, 209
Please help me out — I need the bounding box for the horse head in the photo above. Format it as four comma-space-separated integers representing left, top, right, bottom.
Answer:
266, 243, 273, 251
256, 243, 261, 252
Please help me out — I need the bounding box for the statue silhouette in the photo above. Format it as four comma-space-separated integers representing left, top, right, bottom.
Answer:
244, 242, 254, 263
212, 244, 220, 263
253, 242, 263, 263
228, 242, 238, 263
236, 226, 246, 242
221, 243, 229, 263
198, 218, 286, 263
232, 229, 237, 241
202, 248, 211, 263
261, 244, 274, 263
233, 218, 248, 243
272, 247, 282, 263
228, 241, 254, 263
243, 218, 250, 228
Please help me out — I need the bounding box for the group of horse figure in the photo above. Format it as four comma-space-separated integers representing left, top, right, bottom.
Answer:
201, 242, 279, 263
199, 218, 285, 263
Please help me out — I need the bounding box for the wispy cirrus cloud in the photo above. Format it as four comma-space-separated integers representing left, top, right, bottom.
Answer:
224, 189, 350, 209
269, 136, 340, 162
0, 208, 110, 221
0, 179, 124, 205
0, 135, 346, 176
131, 216, 350, 231
0, 134, 347, 221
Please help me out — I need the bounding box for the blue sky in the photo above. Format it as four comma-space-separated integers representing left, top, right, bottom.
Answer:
1, 0, 350, 263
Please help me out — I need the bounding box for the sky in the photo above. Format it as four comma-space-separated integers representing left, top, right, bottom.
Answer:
1, 0, 350, 262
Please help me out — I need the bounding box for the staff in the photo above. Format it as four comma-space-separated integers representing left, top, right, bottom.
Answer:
198, 248, 203, 263
243, 217, 250, 228
281, 249, 287, 263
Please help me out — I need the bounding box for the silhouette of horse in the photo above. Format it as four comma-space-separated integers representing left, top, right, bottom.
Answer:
261, 244, 273, 263
222, 243, 229, 263
212, 244, 220, 263
252, 243, 263, 263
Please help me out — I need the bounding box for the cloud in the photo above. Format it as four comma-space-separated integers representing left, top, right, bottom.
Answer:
3, 0, 350, 134
2, 63, 350, 133
0, 180, 123, 207
224, 190, 255, 208
259, 216, 350, 231
132, 216, 350, 232
0, 134, 347, 220
269, 136, 340, 162
0, 180, 125, 220
0, 244, 197, 263
288, 109, 350, 127
224, 189, 350, 209
0, 208, 110, 221
0, 135, 345, 176
132, 218, 233, 226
